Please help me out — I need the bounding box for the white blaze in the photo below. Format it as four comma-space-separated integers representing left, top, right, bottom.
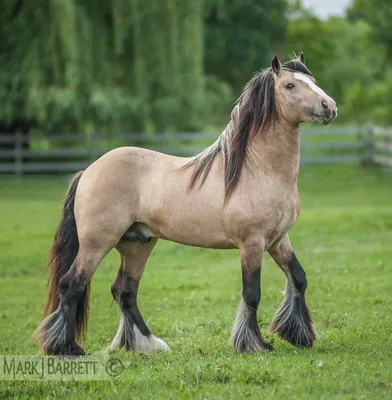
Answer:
293, 72, 330, 100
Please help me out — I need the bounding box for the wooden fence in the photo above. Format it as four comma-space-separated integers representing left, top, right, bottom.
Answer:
371, 127, 392, 168
0, 126, 390, 175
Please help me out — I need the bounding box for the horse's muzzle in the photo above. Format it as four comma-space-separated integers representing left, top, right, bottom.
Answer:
314, 108, 337, 125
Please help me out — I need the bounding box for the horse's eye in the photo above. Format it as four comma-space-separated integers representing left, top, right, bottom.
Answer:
286, 83, 295, 89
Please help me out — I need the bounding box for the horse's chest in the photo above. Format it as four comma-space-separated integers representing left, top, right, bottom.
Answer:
277, 203, 299, 231
268, 194, 300, 242
222, 185, 300, 246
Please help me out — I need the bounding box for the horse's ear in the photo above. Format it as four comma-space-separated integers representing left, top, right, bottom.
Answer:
297, 52, 305, 64
271, 55, 281, 75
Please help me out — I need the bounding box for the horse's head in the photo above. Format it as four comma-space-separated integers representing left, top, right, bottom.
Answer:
272, 53, 337, 126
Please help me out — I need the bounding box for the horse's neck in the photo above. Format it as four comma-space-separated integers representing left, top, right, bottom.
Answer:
247, 122, 301, 183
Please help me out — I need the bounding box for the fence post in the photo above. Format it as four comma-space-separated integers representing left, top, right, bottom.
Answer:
362, 125, 374, 166
14, 130, 23, 176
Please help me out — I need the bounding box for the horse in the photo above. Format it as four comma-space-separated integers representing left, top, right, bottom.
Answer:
33, 53, 337, 356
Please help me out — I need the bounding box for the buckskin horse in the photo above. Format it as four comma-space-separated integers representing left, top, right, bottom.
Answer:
34, 53, 337, 355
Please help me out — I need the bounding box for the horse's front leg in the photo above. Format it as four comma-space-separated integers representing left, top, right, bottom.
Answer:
230, 240, 274, 353
268, 234, 316, 347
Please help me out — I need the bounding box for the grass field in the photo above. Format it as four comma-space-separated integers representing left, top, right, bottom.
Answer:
0, 164, 391, 399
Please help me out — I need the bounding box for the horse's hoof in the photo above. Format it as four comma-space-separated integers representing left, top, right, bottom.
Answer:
47, 342, 86, 357
231, 335, 274, 353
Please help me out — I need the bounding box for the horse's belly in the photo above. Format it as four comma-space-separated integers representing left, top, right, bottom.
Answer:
167, 231, 235, 249
140, 202, 235, 249
150, 218, 235, 249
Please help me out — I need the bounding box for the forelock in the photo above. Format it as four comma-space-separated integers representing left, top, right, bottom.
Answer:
281, 59, 314, 77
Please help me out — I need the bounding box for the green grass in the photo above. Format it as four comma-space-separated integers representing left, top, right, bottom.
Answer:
0, 164, 391, 399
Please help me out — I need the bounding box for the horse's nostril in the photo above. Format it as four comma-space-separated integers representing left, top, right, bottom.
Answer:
321, 100, 328, 110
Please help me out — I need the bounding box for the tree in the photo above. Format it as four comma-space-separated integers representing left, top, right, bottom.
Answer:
345, 0, 392, 125
0, 0, 205, 134
348, 0, 392, 62
204, 0, 287, 95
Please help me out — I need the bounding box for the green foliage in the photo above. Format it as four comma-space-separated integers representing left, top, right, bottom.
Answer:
343, 0, 392, 126
366, 71, 392, 126
204, 75, 233, 126
342, 82, 370, 125
204, 0, 287, 95
0, 0, 206, 133
348, 0, 392, 61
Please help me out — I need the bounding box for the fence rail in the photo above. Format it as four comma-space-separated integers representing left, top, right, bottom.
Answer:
0, 126, 390, 175
370, 127, 392, 168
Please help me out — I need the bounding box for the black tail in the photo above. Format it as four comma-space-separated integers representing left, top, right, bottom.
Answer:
41, 171, 89, 340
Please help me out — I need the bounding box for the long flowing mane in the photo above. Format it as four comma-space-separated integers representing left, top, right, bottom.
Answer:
185, 58, 313, 202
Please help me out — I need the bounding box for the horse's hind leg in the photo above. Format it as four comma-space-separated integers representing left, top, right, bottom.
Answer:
36, 243, 111, 356
35, 170, 136, 355
268, 234, 316, 347
108, 239, 169, 351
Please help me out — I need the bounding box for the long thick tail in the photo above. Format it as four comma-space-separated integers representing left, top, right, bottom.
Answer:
41, 170, 89, 341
